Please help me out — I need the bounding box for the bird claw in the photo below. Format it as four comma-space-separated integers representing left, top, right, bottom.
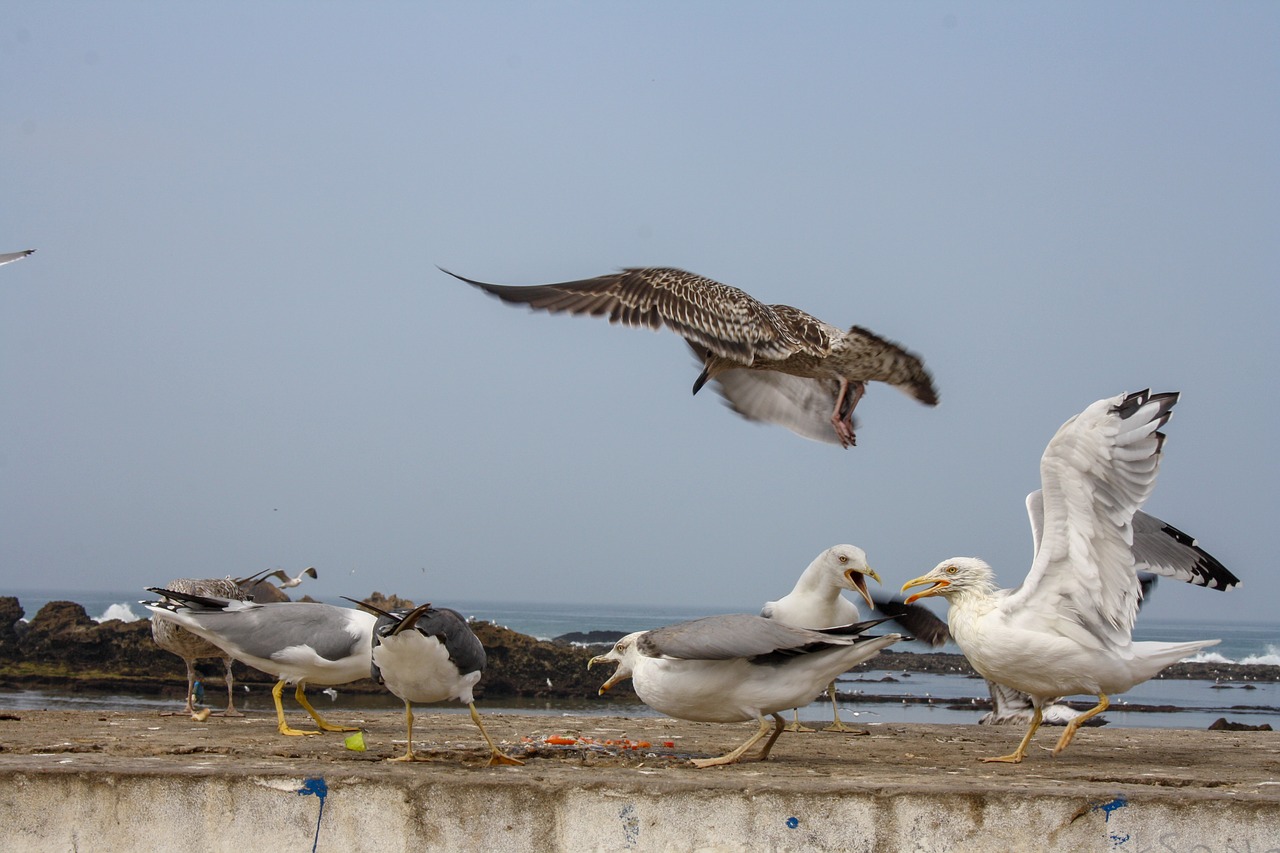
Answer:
487, 753, 525, 767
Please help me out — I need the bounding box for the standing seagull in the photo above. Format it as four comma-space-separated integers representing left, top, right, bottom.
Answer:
445, 267, 937, 447
150, 577, 248, 719
350, 599, 523, 766
145, 589, 376, 737
763, 544, 950, 731
901, 390, 1238, 763
589, 614, 902, 768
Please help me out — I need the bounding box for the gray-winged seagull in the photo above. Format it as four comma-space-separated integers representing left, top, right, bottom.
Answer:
589, 614, 903, 767
902, 390, 1238, 763
348, 599, 524, 766
444, 266, 937, 447
145, 588, 375, 737
0, 249, 35, 266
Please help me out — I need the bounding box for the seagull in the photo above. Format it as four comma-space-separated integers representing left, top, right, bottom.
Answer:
237, 566, 318, 589
901, 390, 1238, 763
445, 266, 937, 447
0, 249, 35, 266
150, 577, 248, 718
347, 599, 523, 766
589, 614, 903, 767
144, 588, 376, 737
762, 544, 950, 732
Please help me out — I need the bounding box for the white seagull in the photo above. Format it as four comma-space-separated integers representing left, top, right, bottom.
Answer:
349, 599, 523, 766
445, 266, 937, 447
238, 566, 318, 589
762, 544, 949, 732
145, 588, 376, 737
589, 614, 902, 768
901, 390, 1238, 763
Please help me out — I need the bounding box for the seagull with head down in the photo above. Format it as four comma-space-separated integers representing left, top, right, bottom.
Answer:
589, 614, 903, 768
901, 390, 1239, 763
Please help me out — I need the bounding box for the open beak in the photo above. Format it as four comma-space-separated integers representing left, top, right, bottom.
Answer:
844, 566, 882, 610
901, 575, 949, 605
588, 654, 624, 694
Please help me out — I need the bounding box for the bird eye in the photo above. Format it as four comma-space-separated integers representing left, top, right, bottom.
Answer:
946, 565, 959, 575
838, 555, 848, 564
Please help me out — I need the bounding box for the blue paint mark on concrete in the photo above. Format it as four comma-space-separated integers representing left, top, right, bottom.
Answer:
786, 817, 800, 829
297, 777, 328, 853
619, 803, 640, 849
1091, 795, 1128, 822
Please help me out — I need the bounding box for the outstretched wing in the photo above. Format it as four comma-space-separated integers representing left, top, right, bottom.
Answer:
706, 365, 847, 445
445, 266, 823, 365
1002, 390, 1178, 644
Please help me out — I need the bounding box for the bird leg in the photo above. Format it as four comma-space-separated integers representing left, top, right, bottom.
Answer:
469, 703, 524, 766
294, 683, 359, 733
784, 707, 816, 733
273, 680, 321, 736
830, 379, 865, 448
1052, 694, 1109, 756
822, 681, 866, 733
982, 706, 1042, 763
213, 656, 244, 717
691, 713, 785, 769
388, 701, 419, 762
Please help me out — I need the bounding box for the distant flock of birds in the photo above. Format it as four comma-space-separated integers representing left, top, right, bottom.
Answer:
7, 252, 1240, 767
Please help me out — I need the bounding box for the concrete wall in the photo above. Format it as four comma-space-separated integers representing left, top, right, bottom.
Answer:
4, 768, 1278, 852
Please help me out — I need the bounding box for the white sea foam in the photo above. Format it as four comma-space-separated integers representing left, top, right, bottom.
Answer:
1184, 647, 1280, 667
94, 603, 142, 623
1240, 645, 1280, 667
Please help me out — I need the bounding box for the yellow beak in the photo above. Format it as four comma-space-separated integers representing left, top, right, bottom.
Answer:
901, 575, 949, 605
844, 566, 882, 610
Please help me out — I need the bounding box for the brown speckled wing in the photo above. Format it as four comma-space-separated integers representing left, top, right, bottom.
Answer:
445, 266, 807, 365
842, 325, 938, 405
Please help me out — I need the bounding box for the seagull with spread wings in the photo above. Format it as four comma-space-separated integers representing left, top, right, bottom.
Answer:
445, 266, 937, 447
902, 390, 1238, 763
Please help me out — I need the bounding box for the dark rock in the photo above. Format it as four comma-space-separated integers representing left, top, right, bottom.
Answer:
1208, 718, 1273, 732
0, 597, 23, 656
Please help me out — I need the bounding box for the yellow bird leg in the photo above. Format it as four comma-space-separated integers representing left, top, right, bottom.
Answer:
983, 706, 1042, 764
785, 706, 816, 732
388, 701, 418, 762
273, 680, 320, 737
691, 713, 785, 769
469, 703, 524, 766
294, 683, 359, 733
1053, 693, 1109, 756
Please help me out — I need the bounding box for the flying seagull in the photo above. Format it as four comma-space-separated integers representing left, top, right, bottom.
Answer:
761, 544, 949, 732
347, 599, 523, 766
589, 614, 903, 767
0, 249, 35, 266
237, 566, 319, 590
149, 576, 249, 719
144, 588, 375, 737
901, 390, 1238, 763
444, 266, 937, 447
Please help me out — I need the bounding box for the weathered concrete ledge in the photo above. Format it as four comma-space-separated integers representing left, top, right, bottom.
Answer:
0, 710, 1276, 851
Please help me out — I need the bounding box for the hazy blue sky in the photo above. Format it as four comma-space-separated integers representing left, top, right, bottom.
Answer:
2, 3, 1276, 627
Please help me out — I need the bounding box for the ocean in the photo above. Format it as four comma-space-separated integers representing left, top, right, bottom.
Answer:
3, 588, 1278, 730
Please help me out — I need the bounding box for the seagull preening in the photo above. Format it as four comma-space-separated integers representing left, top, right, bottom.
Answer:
761, 544, 949, 732
445, 266, 937, 447
589, 614, 903, 768
144, 588, 375, 737
349, 598, 523, 766
149, 577, 249, 719
901, 390, 1239, 763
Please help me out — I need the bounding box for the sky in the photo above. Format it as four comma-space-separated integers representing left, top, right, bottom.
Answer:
1, 3, 1276, 627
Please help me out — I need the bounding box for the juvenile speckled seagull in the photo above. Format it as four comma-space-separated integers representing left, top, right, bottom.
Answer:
589, 614, 902, 767
348, 598, 523, 766
762, 544, 949, 732
444, 266, 937, 447
149, 576, 250, 719
145, 588, 376, 737
901, 390, 1238, 763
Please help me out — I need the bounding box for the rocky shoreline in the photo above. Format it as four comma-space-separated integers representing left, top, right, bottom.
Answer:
1, 596, 1276, 706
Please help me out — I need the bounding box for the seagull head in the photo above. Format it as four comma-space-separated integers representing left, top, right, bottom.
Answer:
588, 632, 643, 694
822, 544, 881, 609
901, 558, 996, 604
